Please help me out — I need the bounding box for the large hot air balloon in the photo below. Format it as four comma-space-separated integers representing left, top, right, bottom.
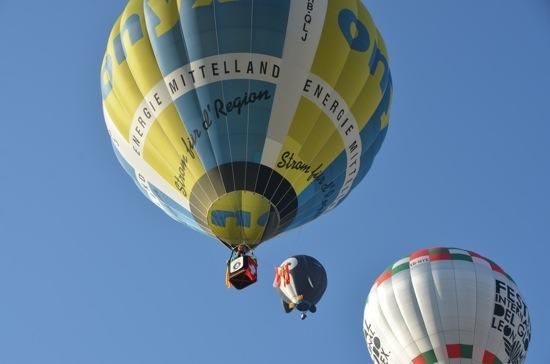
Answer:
363, 247, 531, 364
274, 255, 327, 320
100, 0, 391, 282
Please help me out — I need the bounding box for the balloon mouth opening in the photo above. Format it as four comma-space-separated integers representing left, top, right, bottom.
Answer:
206, 190, 280, 246
189, 162, 299, 244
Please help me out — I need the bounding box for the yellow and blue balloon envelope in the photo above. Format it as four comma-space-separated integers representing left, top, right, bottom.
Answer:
101, 0, 392, 247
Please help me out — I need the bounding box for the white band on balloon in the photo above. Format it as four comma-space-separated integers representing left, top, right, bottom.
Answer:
301, 74, 362, 211
260, 0, 329, 167
129, 53, 283, 157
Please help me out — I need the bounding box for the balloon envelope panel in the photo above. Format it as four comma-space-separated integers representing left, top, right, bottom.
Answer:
101, 0, 391, 247
363, 247, 531, 364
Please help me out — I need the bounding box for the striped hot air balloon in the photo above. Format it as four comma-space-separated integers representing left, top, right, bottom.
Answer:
100, 0, 391, 248
363, 247, 531, 364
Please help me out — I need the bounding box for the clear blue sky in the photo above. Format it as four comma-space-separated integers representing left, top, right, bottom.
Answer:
1, 1, 549, 363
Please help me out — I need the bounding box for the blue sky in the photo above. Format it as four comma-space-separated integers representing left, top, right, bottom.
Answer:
0, 1, 549, 363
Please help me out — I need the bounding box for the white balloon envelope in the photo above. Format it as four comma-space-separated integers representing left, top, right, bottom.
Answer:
363, 247, 531, 364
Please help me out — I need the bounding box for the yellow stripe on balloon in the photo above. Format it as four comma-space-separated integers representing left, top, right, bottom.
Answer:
313, 0, 389, 132
337, 3, 385, 130
330, 3, 377, 100
310, 0, 357, 87
120, 0, 162, 98
102, 16, 144, 139
354, 23, 391, 131
273, 98, 343, 195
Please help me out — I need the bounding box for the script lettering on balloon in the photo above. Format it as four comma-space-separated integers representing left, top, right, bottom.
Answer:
276, 151, 337, 215
175, 89, 272, 196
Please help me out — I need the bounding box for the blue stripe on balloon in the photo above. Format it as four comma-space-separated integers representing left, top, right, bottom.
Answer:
179, 1, 217, 62
179, 0, 289, 62
244, 80, 276, 162
172, 85, 221, 171
213, 80, 275, 164
213, 0, 252, 55
350, 129, 387, 191
242, 0, 290, 58
321, 130, 387, 213
284, 153, 346, 231
351, 79, 393, 190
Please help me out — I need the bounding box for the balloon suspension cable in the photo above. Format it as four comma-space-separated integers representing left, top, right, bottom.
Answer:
218, 238, 234, 251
